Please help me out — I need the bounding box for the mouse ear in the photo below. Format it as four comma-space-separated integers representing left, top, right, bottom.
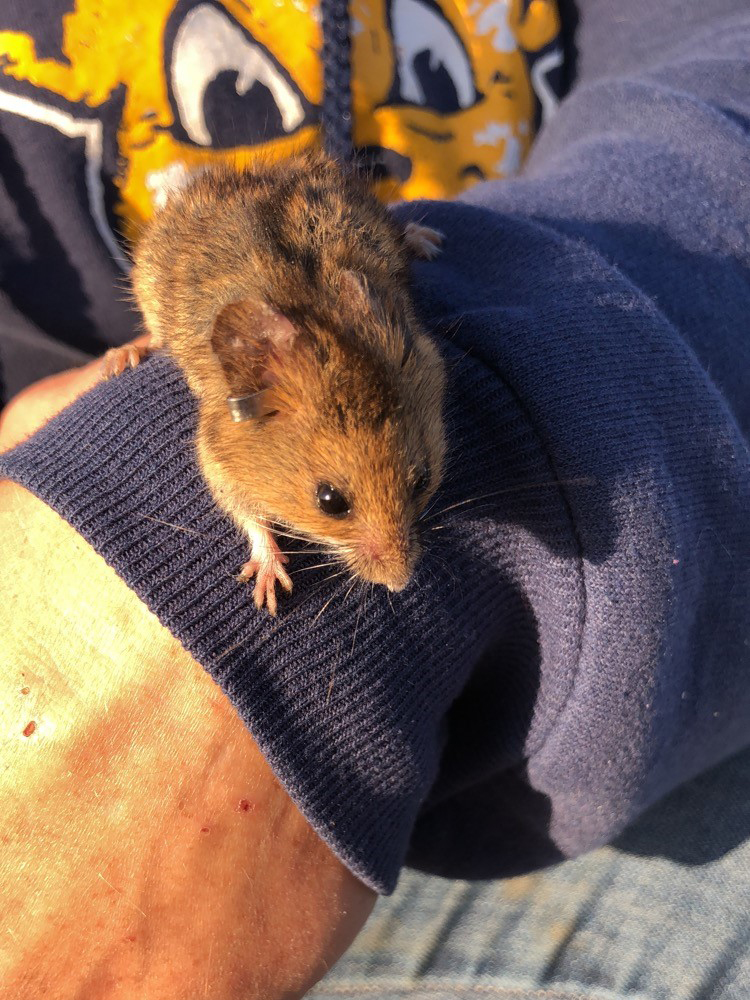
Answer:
338, 269, 398, 335
211, 299, 298, 418
338, 270, 378, 315
338, 270, 413, 366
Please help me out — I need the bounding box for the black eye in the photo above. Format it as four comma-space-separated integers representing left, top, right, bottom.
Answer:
413, 464, 430, 495
316, 483, 351, 518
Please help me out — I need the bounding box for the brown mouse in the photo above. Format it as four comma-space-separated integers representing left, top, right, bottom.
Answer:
106, 152, 446, 614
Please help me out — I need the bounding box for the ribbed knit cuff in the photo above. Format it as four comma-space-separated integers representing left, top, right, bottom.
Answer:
0, 347, 572, 892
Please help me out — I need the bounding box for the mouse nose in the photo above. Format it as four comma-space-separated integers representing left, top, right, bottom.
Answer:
369, 557, 411, 592
383, 567, 411, 593
360, 532, 418, 591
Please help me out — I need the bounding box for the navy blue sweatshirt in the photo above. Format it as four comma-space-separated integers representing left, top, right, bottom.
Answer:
1, 0, 749, 893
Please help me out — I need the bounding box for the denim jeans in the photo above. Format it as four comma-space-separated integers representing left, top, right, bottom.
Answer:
310, 748, 750, 1000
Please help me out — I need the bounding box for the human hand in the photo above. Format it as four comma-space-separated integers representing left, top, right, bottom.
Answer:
0, 363, 375, 998
0, 337, 153, 452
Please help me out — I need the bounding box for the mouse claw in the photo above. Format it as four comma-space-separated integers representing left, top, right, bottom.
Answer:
100, 340, 152, 380
237, 547, 293, 616
404, 222, 444, 260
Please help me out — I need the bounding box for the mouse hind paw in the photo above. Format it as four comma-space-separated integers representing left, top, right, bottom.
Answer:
404, 222, 444, 260
100, 338, 153, 380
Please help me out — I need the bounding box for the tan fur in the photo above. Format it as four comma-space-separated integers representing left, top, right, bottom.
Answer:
132, 152, 446, 601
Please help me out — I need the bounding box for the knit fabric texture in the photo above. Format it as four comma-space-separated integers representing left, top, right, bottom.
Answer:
2, 0, 750, 892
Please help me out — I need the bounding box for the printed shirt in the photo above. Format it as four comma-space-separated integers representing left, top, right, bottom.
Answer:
0, 0, 563, 354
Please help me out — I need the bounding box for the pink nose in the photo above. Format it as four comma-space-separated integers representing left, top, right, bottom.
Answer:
360, 533, 415, 591
363, 536, 383, 562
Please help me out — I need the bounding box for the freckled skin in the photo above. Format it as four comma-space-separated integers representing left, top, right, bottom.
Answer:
131, 152, 446, 611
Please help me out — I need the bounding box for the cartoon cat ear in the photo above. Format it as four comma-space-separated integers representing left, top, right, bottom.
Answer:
211, 299, 298, 420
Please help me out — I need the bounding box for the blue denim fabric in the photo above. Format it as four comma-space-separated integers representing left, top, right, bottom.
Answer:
311, 749, 750, 1000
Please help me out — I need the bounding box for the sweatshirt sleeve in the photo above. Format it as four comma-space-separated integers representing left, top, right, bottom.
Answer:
2, 0, 749, 893
399, 0, 750, 876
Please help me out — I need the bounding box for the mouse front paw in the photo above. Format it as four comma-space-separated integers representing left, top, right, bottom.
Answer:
237, 529, 293, 615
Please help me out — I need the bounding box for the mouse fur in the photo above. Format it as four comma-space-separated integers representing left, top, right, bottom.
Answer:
130, 152, 446, 612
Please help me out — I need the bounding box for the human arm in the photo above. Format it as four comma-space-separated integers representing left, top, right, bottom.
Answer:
0, 372, 374, 998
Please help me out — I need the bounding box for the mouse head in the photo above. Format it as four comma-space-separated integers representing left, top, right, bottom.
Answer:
205, 275, 446, 591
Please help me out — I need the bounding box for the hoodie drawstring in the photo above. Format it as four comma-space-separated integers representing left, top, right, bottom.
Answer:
320, 0, 354, 164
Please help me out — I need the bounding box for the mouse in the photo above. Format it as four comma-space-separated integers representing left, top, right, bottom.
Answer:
105, 152, 447, 614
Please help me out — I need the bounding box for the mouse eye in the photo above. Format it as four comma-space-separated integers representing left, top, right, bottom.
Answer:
413, 464, 430, 496
316, 483, 351, 518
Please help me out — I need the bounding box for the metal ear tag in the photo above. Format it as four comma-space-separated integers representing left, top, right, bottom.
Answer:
227, 390, 275, 422
227, 392, 261, 422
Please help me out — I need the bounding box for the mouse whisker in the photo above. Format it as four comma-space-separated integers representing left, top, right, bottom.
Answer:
270, 523, 315, 537
307, 564, 349, 580
315, 588, 342, 628
342, 576, 359, 608
137, 514, 214, 537
290, 561, 343, 574
319, 548, 351, 563
422, 476, 595, 522
419, 493, 443, 521
429, 552, 460, 588
444, 348, 473, 370
327, 576, 367, 702
271, 528, 318, 544
350, 584, 367, 656
314, 570, 350, 586
289, 571, 349, 618
427, 502, 498, 524
274, 549, 333, 556
386, 589, 396, 616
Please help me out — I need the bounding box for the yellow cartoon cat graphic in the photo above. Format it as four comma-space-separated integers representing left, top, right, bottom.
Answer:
0, 0, 561, 252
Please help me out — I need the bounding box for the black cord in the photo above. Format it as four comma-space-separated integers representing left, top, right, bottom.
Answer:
320, 0, 354, 164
